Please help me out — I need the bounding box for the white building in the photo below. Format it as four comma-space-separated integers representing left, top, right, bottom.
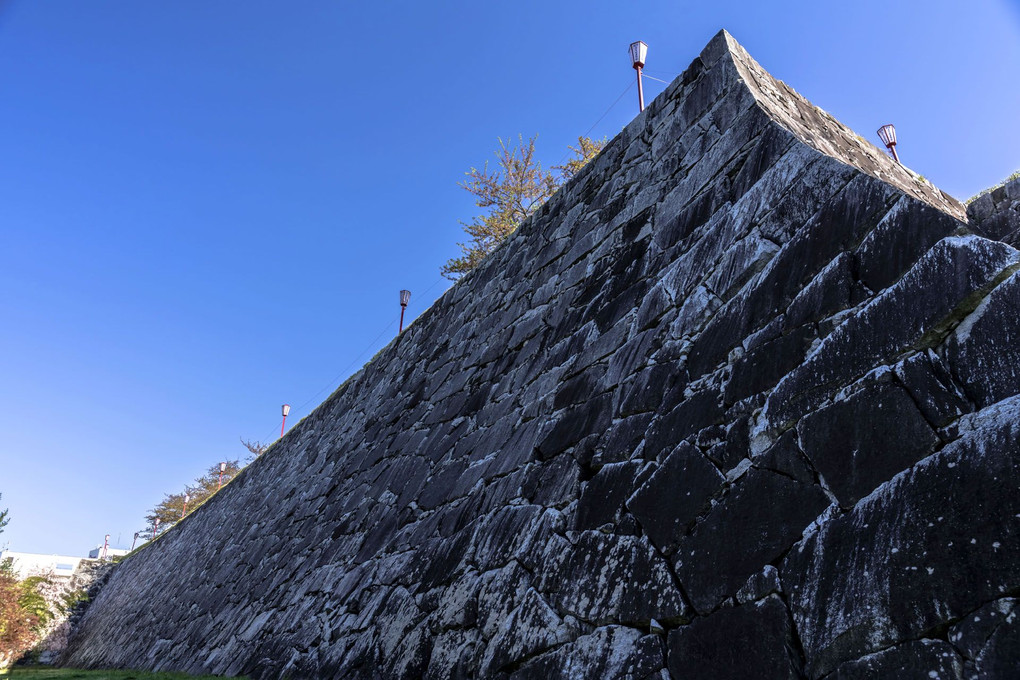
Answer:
87, 546, 129, 559
0, 551, 86, 580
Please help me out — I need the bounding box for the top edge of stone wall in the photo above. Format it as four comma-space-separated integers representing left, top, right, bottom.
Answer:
253, 29, 969, 468
712, 30, 967, 222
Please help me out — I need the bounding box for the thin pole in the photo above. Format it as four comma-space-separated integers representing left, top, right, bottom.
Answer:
399, 304, 407, 333
889, 144, 900, 164
281, 414, 287, 437
636, 65, 645, 112
218, 470, 223, 490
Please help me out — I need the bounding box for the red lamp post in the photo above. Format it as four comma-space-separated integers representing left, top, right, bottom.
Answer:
630, 41, 648, 112
182, 493, 190, 519
218, 462, 227, 490
399, 290, 411, 333
101, 534, 110, 560
877, 124, 900, 164
153, 518, 160, 540
281, 404, 291, 437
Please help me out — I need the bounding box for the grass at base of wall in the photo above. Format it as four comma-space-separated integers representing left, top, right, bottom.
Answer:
3, 667, 244, 679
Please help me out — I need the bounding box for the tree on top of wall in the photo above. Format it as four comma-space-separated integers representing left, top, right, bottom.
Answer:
442, 135, 606, 280
145, 460, 244, 534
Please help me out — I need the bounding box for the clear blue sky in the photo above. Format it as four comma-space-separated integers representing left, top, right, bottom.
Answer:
1, 1, 1018, 555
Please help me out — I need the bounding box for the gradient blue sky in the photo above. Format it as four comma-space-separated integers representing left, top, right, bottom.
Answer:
2, 1, 1018, 555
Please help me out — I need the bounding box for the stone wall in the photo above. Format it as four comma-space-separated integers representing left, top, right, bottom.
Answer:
968, 175, 1020, 248
29, 560, 116, 664
61, 31, 1020, 679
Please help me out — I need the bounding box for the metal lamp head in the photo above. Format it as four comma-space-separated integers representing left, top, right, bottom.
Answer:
282, 404, 291, 417
184, 494, 190, 503
629, 41, 648, 69
399, 289, 411, 307
220, 462, 227, 473
877, 124, 897, 149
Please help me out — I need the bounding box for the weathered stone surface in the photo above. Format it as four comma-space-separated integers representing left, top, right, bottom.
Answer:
476, 562, 531, 639
782, 398, 1020, 677
725, 324, 814, 404
59, 29, 1020, 680
894, 350, 973, 428
573, 461, 644, 531
544, 531, 688, 625
827, 639, 963, 680
480, 588, 572, 675
968, 175, 1020, 248
854, 196, 964, 293
736, 565, 782, 604
510, 626, 664, 680
595, 413, 653, 467
948, 598, 1017, 662
674, 468, 828, 613
797, 377, 939, 507
666, 596, 800, 679
752, 428, 816, 485
644, 389, 724, 461
951, 597, 1020, 679
945, 270, 1020, 408
764, 236, 1020, 433
618, 364, 680, 417
783, 252, 855, 331
626, 442, 724, 555
704, 415, 749, 470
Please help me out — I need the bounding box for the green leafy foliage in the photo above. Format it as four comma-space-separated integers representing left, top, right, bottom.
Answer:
442, 135, 606, 279
0, 546, 55, 668
58, 589, 88, 616
144, 460, 243, 536
966, 168, 1020, 204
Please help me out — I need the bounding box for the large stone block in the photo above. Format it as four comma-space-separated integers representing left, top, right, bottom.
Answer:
666, 596, 800, 679
674, 468, 828, 613
827, 639, 963, 680
782, 398, 1020, 677
949, 597, 1020, 678
509, 626, 664, 680
945, 270, 1020, 408
573, 461, 645, 532
543, 531, 689, 626
764, 236, 1020, 432
626, 442, 723, 555
797, 377, 939, 507
643, 389, 724, 461
479, 588, 573, 675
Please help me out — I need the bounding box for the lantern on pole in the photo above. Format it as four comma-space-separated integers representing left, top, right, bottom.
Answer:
877, 124, 899, 163
131, 532, 139, 551
281, 404, 291, 437
102, 534, 110, 560
629, 41, 648, 112
218, 461, 227, 490
399, 290, 411, 333
153, 518, 160, 540
182, 493, 190, 518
